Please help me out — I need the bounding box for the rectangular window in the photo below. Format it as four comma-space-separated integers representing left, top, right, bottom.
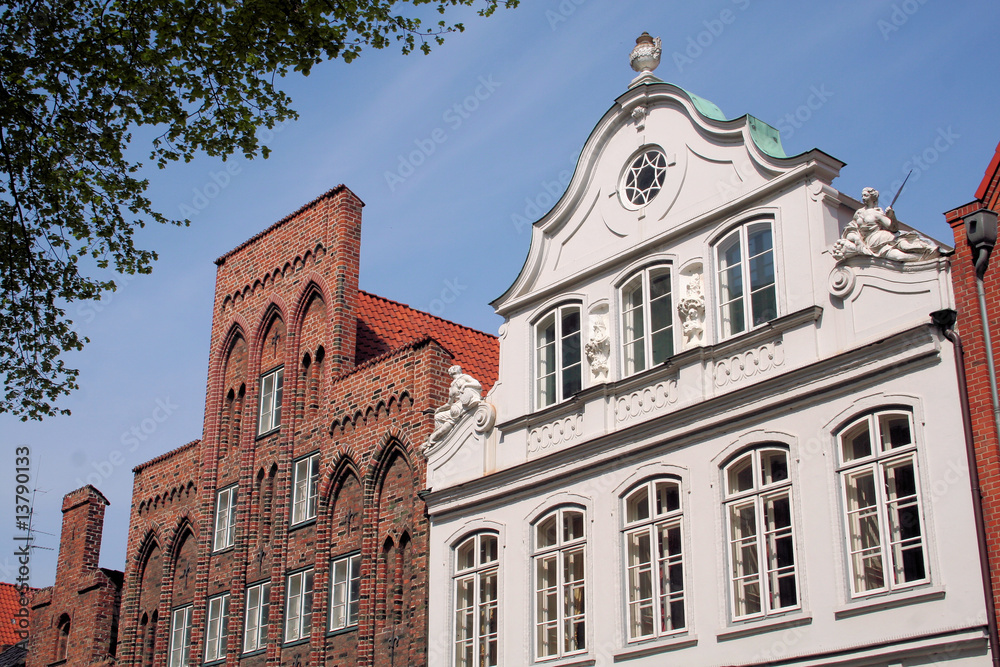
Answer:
205, 593, 230, 662
535, 304, 582, 408
291, 453, 320, 525
168, 606, 192, 667
455, 533, 499, 667
534, 508, 586, 660
243, 581, 271, 653
284, 569, 314, 643
213, 485, 237, 551
330, 553, 362, 631
621, 267, 673, 376
257, 367, 284, 435
716, 222, 776, 339
840, 411, 927, 596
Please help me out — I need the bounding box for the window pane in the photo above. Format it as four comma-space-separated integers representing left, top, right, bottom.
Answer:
842, 419, 873, 462
456, 537, 476, 571
563, 511, 585, 542
626, 487, 650, 523
536, 514, 557, 549
760, 450, 788, 486
729, 502, 761, 617
626, 529, 654, 639
623, 279, 646, 375
727, 454, 754, 495
885, 458, 925, 584
536, 555, 558, 658
654, 482, 680, 515
846, 469, 884, 592
480, 534, 498, 565
561, 308, 582, 399
563, 548, 585, 653
273, 369, 283, 428
651, 330, 673, 366
764, 494, 796, 609
537, 313, 556, 406
658, 523, 685, 632
880, 413, 912, 450
750, 284, 777, 326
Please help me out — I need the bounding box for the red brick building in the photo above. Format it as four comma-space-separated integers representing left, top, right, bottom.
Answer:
26, 486, 123, 667
945, 140, 1000, 636
110, 184, 497, 667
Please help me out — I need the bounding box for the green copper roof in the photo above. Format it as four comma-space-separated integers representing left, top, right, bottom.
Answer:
684, 89, 727, 121
746, 115, 787, 158
673, 86, 787, 159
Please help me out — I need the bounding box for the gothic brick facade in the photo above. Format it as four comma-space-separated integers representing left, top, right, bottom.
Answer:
110, 184, 498, 667
26, 486, 123, 667
945, 140, 1000, 634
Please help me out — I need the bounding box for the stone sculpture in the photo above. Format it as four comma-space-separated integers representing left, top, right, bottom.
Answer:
425, 365, 483, 448
585, 314, 610, 380
678, 273, 706, 349
832, 187, 939, 262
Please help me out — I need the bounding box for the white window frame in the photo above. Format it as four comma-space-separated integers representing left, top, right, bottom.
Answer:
534, 303, 583, 408
838, 410, 928, 598
243, 581, 271, 653
213, 485, 238, 551
715, 220, 777, 340
329, 553, 362, 632
284, 569, 314, 643
533, 507, 587, 661
168, 605, 192, 667
453, 532, 499, 667
723, 447, 799, 621
291, 453, 319, 526
257, 366, 284, 435
620, 266, 674, 377
204, 593, 230, 663
621, 479, 686, 642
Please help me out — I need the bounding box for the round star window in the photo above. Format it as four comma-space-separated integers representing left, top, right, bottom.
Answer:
621, 148, 668, 208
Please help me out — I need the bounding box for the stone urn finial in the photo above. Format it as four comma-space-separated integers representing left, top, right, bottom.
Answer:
630, 32, 662, 74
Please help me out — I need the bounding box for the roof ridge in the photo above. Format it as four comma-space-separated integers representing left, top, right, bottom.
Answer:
332, 336, 447, 386
133, 439, 200, 473
215, 185, 362, 265
358, 290, 497, 340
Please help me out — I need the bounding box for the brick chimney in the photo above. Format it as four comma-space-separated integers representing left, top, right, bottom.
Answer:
55, 485, 110, 586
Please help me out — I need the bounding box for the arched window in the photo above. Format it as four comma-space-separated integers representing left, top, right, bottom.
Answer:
723, 446, 798, 619
838, 409, 927, 595
535, 304, 582, 408
620, 266, 673, 376
533, 507, 586, 660
55, 614, 70, 661
453, 532, 499, 667
621, 479, 685, 641
715, 220, 777, 338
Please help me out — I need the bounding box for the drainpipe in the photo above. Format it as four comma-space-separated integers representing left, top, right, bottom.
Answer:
932, 309, 1000, 667
965, 207, 1000, 453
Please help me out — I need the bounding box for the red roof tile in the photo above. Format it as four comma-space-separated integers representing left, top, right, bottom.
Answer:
355, 291, 499, 393
0, 582, 30, 647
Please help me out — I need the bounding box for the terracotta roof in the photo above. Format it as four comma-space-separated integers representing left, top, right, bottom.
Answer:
0, 583, 29, 647
132, 439, 200, 473
355, 291, 499, 393
214, 185, 365, 265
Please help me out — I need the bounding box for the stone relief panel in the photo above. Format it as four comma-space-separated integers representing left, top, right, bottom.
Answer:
714, 341, 785, 388
678, 264, 706, 350
528, 413, 583, 457
585, 305, 610, 383
615, 379, 679, 423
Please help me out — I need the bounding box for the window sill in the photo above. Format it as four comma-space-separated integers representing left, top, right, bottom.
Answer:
326, 625, 358, 638
282, 637, 310, 648
532, 656, 595, 667
211, 545, 235, 556
288, 517, 316, 532
203, 658, 226, 666
241, 648, 267, 657
255, 427, 281, 441
834, 585, 945, 619
717, 613, 812, 642
614, 634, 697, 661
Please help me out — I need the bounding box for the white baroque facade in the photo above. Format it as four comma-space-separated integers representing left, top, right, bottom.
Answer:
422, 65, 989, 667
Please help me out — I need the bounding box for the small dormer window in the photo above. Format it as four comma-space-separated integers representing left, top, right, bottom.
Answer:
621, 148, 668, 208
535, 304, 582, 408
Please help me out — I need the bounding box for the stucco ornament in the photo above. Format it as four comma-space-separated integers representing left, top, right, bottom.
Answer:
585, 314, 610, 380
424, 365, 483, 450
629, 32, 662, 74
678, 274, 706, 349
832, 187, 940, 262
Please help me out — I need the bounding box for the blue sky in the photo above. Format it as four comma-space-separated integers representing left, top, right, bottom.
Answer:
4, 0, 1000, 587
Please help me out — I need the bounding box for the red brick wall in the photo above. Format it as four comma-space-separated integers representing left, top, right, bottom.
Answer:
27, 486, 122, 667
116, 186, 476, 667
947, 183, 1000, 627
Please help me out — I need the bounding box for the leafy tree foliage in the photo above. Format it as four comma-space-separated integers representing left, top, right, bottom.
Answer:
0, 0, 517, 420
